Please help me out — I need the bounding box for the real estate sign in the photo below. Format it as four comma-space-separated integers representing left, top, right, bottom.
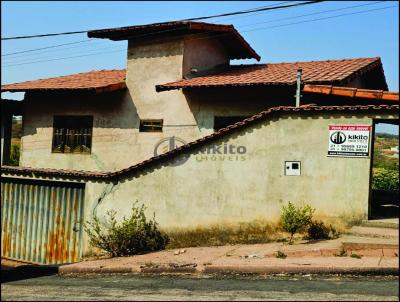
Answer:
328, 125, 371, 157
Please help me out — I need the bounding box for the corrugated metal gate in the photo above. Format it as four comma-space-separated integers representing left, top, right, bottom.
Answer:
1, 177, 85, 264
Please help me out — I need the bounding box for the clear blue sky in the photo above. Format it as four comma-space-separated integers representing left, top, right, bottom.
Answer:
1, 1, 399, 102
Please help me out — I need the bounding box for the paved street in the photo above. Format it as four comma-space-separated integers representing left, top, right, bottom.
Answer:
1, 274, 398, 301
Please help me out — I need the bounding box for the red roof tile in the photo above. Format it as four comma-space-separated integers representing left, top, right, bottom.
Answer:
88, 21, 260, 61
1, 69, 126, 93
156, 57, 386, 91
303, 85, 399, 101
2, 104, 398, 181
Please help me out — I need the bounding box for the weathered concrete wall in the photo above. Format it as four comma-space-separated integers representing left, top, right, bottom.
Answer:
17, 34, 386, 173
82, 111, 397, 239
21, 90, 142, 171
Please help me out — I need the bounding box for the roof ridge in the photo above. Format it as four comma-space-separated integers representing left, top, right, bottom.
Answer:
1, 104, 398, 181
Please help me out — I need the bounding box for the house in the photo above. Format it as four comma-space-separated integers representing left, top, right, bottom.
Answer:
1, 21, 391, 170
1, 21, 398, 265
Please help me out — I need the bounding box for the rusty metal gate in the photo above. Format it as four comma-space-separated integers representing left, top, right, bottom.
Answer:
1, 177, 85, 264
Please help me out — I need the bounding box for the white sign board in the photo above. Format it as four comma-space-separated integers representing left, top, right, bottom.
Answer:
328, 125, 371, 157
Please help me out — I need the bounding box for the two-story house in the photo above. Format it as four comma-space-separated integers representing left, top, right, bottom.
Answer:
1, 21, 389, 171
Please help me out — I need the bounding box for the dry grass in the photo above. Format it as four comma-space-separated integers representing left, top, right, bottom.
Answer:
164, 219, 285, 249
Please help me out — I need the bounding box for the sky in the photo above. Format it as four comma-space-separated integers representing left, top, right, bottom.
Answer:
1, 0, 399, 103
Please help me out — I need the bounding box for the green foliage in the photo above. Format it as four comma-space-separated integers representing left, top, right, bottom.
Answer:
372, 168, 399, 191
9, 144, 20, 166
84, 202, 169, 257
12, 118, 22, 138
280, 202, 315, 244
275, 250, 287, 259
305, 220, 338, 241
350, 253, 362, 259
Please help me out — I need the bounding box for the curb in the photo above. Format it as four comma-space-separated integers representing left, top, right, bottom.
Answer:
59, 266, 134, 274
202, 265, 399, 276
57, 265, 399, 276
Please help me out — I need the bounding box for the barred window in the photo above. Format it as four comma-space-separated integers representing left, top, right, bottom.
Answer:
52, 116, 93, 154
139, 119, 163, 132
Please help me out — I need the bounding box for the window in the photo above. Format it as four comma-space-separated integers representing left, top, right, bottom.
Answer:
139, 119, 163, 132
214, 116, 250, 131
52, 116, 93, 154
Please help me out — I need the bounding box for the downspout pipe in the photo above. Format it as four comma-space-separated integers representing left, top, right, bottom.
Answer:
295, 68, 302, 107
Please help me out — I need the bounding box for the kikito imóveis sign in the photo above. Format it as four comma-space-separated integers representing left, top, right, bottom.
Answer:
328, 125, 371, 157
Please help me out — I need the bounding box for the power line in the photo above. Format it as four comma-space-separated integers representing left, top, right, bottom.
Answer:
242, 4, 397, 33
179, 1, 323, 21
2, 49, 126, 67
238, 1, 385, 28
3, 44, 123, 64
2, 40, 93, 56
1, 2, 291, 58
2, 1, 383, 63
1, 1, 323, 41
2, 4, 396, 68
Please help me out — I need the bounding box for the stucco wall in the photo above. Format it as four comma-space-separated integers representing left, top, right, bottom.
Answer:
21, 90, 140, 171
182, 34, 229, 75
82, 111, 397, 236
21, 63, 296, 171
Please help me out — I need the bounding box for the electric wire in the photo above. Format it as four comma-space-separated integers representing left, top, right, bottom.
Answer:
2, 1, 385, 62
2, 3, 396, 68
1, 1, 322, 40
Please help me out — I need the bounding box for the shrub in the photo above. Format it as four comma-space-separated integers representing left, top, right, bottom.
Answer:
280, 202, 315, 244
9, 144, 20, 166
84, 202, 169, 257
306, 220, 338, 240
372, 168, 399, 191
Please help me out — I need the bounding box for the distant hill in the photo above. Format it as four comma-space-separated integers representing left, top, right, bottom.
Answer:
376, 132, 399, 139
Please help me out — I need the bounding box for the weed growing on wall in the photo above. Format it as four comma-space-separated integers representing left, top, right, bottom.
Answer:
280, 202, 315, 244
84, 202, 169, 257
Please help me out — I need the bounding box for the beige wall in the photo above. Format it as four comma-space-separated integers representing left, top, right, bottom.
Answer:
81, 111, 397, 236
20, 38, 285, 171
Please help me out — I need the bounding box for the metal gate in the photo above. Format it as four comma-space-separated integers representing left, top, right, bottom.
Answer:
1, 177, 85, 264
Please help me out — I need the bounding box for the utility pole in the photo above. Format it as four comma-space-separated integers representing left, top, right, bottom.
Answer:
295, 68, 302, 107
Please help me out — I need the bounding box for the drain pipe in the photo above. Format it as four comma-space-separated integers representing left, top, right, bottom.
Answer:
295, 68, 302, 107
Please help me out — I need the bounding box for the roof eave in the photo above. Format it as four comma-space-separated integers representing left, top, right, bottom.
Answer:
1, 83, 127, 94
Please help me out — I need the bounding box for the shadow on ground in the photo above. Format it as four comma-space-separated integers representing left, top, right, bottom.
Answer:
1, 265, 59, 283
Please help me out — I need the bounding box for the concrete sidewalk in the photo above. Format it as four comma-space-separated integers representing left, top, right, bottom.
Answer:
58, 233, 399, 276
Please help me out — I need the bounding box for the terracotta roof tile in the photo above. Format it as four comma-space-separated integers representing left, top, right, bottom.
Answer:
156, 57, 385, 91
1, 69, 126, 92
303, 84, 399, 101
2, 104, 398, 181
88, 21, 260, 61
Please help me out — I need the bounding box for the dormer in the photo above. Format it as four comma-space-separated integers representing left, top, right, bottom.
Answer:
88, 21, 260, 77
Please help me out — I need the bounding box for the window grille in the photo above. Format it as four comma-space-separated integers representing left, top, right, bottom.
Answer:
139, 119, 163, 132
52, 116, 93, 154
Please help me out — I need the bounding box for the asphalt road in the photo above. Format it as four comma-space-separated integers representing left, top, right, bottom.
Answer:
1, 274, 399, 301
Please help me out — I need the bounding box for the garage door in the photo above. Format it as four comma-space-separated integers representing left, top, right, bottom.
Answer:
1, 177, 85, 264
